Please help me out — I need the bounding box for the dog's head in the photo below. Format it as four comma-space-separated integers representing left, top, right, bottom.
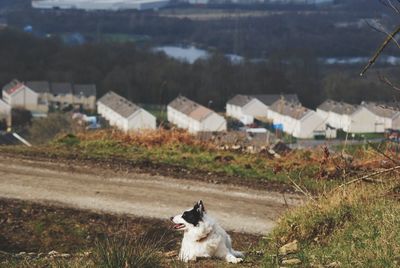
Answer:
170, 200, 206, 231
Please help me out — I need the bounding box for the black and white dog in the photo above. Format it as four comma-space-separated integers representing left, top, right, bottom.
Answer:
170, 200, 244, 263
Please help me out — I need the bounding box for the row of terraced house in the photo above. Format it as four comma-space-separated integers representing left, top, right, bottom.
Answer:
1, 79, 96, 114
97, 92, 227, 133
226, 94, 400, 139
2, 77, 398, 138
0, 79, 96, 127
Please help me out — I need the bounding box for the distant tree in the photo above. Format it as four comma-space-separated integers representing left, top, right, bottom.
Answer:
323, 71, 399, 104
28, 113, 72, 144
11, 108, 32, 129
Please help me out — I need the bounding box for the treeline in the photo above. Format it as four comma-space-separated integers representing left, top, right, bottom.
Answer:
4, 0, 395, 58
0, 29, 398, 110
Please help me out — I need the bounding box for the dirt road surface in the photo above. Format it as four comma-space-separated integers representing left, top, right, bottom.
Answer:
0, 156, 302, 234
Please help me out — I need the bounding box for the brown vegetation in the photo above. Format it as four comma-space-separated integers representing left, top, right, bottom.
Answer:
0, 198, 262, 267
74, 129, 210, 149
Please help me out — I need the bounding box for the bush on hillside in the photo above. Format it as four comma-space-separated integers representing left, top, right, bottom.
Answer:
28, 113, 73, 144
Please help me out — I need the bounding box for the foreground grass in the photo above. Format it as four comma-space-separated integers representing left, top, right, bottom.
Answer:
93, 235, 162, 268
262, 177, 400, 267
0, 198, 261, 268
2, 130, 399, 267
0, 129, 385, 193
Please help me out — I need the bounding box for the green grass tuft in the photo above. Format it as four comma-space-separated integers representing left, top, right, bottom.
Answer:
93, 235, 162, 268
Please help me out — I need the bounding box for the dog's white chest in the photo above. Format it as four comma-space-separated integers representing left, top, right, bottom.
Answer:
180, 234, 220, 260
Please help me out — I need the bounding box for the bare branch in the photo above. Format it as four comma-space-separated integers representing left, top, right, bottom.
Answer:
285, 173, 315, 202
360, 25, 400, 76
367, 140, 400, 165
331, 165, 400, 192
365, 20, 400, 49
379, 0, 400, 13
387, 0, 400, 14
378, 72, 400, 92
379, 0, 391, 8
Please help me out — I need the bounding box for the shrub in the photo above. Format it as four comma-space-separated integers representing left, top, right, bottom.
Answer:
28, 113, 73, 144
93, 234, 162, 268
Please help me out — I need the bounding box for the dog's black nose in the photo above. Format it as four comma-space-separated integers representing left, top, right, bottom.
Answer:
169, 216, 174, 221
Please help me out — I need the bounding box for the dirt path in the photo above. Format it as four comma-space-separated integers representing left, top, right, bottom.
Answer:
0, 156, 303, 234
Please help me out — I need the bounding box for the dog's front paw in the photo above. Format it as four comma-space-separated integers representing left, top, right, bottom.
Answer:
226, 255, 243, 263
179, 256, 197, 263
231, 257, 243, 264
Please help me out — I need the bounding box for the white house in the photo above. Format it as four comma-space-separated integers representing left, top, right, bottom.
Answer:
226, 95, 260, 124
24, 81, 51, 112
347, 106, 380, 133
2, 79, 43, 113
269, 99, 334, 139
317, 100, 381, 133
97, 91, 156, 132
72, 84, 97, 110
25, 81, 97, 111
168, 96, 226, 133
361, 102, 400, 131
317, 100, 357, 131
0, 98, 11, 127
226, 94, 298, 124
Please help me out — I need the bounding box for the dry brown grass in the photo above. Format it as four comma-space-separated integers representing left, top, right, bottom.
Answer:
263, 171, 400, 267
74, 129, 213, 149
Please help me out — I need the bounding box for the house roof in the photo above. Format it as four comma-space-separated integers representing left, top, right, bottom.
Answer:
317, 99, 358, 115
251, 94, 299, 106
227, 94, 299, 107
73, 84, 97, 97
169, 96, 215, 122
98, 91, 141, 118
362, 102, 400, 119
270, 99, 311, 120
169, 95, 198, 115
51, 82, 73, 95
226, 95, 254, 107
2, 79, 24, 95
189, 106, 213, 122
26, 81, 50, 93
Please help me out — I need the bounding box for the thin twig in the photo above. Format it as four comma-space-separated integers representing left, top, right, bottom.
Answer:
387, 0, 400, 14
286, 173, 315, 202
378, 73, 400, 92
362, 177, 385, 183
360, 25, 400, 76
365, 20, 400, 49
281, 192, 289, 209
379, 0, 400, 13
379, 0, 390, 8
367, 140, 400, 165
331, 165, 400, 192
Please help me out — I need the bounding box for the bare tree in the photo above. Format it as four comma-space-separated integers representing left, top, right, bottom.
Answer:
361, 0, 400, 92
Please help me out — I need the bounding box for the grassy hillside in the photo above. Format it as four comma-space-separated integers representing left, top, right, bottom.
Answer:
0, 129, 389, 193
1, 129, 399, 267
262, 174, 400, 267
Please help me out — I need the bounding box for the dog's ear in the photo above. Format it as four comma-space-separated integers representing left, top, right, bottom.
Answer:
196, 200, 205, 213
